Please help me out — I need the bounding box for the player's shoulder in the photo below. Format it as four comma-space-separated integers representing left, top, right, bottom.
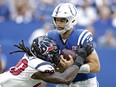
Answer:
74, 29, 93, 38
26, 55, 55, 73
74, 29, 93, 46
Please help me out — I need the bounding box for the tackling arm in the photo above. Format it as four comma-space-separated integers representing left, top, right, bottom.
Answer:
31, 65, 80, 84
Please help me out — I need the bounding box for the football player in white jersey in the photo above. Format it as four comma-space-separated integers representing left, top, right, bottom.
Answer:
0, 36, 91, 87
47, 3, 100, 87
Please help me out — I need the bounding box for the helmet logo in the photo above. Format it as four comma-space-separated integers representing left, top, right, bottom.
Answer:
47, 46, 54, 52
42, 46, 54, 57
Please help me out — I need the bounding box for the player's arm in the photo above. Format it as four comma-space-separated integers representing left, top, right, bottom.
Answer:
32, 64, 80, 84
76, 30, 100, 73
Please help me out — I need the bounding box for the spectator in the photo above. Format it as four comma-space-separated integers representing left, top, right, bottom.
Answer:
97, 29, 116, 47
95, 0, 111, 9
34, 0, 55, 23
11, 0, 34, 24
0, 0, 10, 22
77, 0, 97, 26
110, 0, 116, 13
93, 5, 113, 37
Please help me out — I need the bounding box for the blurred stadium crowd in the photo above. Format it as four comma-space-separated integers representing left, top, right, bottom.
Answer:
0, 0, 116, 47
0, 0, 116, 87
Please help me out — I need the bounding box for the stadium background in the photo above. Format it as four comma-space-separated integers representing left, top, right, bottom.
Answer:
0, 0, 116, 87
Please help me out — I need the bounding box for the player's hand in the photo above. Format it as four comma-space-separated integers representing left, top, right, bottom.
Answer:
60, 55, 74, 68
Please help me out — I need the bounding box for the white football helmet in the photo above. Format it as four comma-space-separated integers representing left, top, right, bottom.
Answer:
52, 3, 78, 34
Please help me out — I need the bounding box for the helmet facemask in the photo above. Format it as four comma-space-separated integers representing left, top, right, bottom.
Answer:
53, 16, 74, 35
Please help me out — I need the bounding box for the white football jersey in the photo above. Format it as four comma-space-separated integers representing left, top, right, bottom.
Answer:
0, 53, 55, 87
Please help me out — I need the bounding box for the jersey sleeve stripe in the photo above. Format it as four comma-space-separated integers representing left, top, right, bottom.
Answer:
81, 32, 92, 45
77, 30, 88, 45
35, 62, 52, 69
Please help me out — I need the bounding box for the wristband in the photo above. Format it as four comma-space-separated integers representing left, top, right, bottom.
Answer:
73, 56, 84, 68
78, 64, 90, 73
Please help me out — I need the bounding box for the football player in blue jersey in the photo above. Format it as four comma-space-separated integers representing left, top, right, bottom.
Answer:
47, 3, 100, 87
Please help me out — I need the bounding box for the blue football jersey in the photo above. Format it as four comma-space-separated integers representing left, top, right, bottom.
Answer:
47, 29, 96, 82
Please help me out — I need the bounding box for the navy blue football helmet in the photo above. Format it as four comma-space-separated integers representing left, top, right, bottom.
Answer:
31, 36, 60, 65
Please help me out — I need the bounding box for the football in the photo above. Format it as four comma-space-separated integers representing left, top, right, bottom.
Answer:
61, 49, 77, 61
